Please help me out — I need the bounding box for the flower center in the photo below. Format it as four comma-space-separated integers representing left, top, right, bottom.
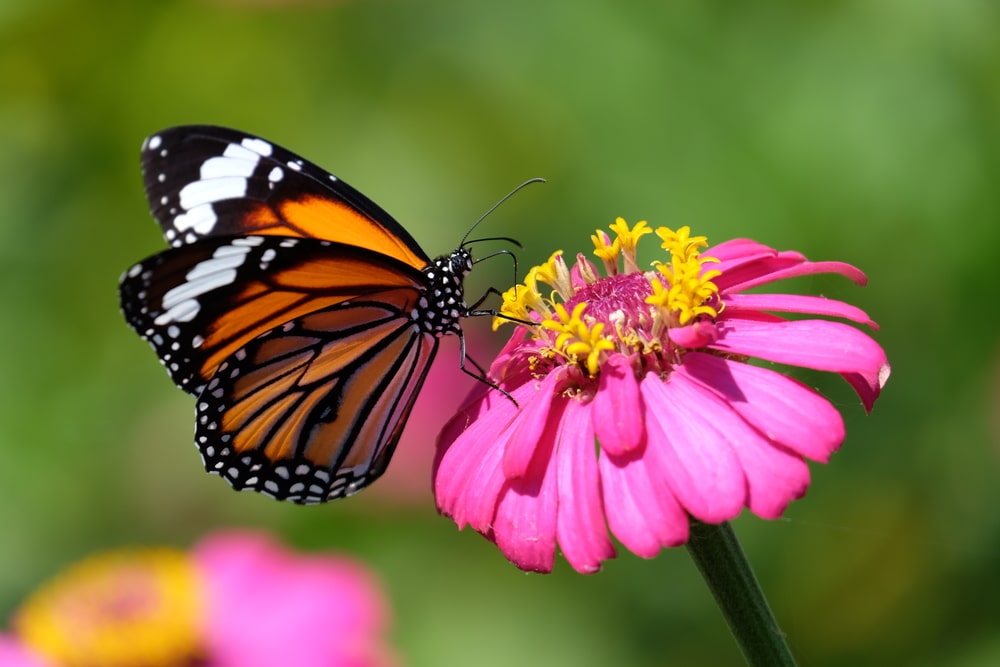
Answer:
14, 548, 204, 667
495, 219, 724, 391
564, 272, 653, 325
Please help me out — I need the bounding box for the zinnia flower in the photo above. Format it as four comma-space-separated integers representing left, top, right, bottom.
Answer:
4, 531, 394, 667
434, 218, 890, 574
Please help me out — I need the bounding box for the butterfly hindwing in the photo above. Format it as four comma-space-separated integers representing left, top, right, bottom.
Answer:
119, 235, 428, 396
196, 298, 440, 503
142, 125, 430, 270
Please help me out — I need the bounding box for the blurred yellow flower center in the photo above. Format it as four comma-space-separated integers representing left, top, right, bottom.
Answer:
497, 218, 722, 381
14, 548, 204, 667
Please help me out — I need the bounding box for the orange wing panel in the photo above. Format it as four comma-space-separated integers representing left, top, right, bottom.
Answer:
277, 196, 429, 271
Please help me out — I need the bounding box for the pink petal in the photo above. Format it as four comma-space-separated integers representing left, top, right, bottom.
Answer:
708, 238, 867, 293
706, 238, 781, 262
710, 317, 888, 379
705, 239, 800, 271
599, 450, 689, 557
719, 259, 867, 293
489, 328, 536, 386
592, 353, 644, 455
677, 352, 844, 463
735, 439, 811, 519
709, 247, 806, 291
434, 387, 518, 531
502, 377, 555, 478
667, 320, 720, 349
723, 293, 877, 329
841, 361, 892, 414
492, 401, 563, 573
555, 399, 615, 573
667, 372, 811, 519
639, 375, 746, 523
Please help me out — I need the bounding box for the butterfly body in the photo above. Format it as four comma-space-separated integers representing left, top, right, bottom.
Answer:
120, 126, 477, 503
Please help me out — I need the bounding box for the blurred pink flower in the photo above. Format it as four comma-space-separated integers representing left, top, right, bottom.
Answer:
197, 532, 393, 667
7, 531, 394, 667
434, 219, 890, 574
0, 636, 51, 667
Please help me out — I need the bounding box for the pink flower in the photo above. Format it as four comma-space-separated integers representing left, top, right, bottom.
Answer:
7, 531, 394, 667
195, 532, 394, 667
434, 219, 890, 574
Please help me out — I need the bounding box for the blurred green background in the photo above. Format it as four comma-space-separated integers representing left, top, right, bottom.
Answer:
2, 0, 998, 665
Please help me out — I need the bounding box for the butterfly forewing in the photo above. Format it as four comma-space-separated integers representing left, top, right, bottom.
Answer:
196, 298, 439, 503
142, 125, 430, 270
120, 235, 428, 395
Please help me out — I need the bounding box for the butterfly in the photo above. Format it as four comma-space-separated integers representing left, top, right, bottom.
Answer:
119, 125, 523, 504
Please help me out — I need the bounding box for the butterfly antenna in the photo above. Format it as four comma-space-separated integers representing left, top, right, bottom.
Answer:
461, 177, 546, 247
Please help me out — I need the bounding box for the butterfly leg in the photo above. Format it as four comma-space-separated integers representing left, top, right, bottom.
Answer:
456, 329, 519, 407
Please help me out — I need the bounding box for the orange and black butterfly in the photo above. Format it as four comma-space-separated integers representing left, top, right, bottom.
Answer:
119, 125, 515, 504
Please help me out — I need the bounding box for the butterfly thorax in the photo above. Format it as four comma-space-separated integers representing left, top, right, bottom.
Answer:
414, 248, 473, 336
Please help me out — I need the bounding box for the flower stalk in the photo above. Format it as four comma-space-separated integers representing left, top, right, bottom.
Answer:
686, 520, 798, 667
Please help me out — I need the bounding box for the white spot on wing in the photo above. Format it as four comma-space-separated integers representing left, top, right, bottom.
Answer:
268, 166, 284, 182
231, 236, 264, 247
178, 177, 247, 210
154, 299, 200, 325
161, 270, 238, 311
199, 154, 257, 180
146, 135, 162, 151
185, 249, 250, 281
156, 244, 251, 324
241, 137, 273, 157
172, 203, 218, 235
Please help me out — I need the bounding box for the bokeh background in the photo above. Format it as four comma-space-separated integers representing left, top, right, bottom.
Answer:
2, 0, 998, 665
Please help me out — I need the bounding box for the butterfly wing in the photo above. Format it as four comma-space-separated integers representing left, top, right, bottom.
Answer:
141, 125, 430, 271
119, 235, 428, 396
123, 126, 478, 502
197, 299, 439, 503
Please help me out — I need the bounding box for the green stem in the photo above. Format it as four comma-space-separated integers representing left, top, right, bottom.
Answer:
685, 520, 798, 667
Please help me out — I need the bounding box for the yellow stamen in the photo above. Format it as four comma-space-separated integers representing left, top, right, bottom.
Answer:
648, 254, 722, 325
591, 229, 621, 275
609, 217, 652, 273
540, 303, 614, 376
532, 250, 574, 300
656, 225, 709, 262
495, 252, 567, 329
